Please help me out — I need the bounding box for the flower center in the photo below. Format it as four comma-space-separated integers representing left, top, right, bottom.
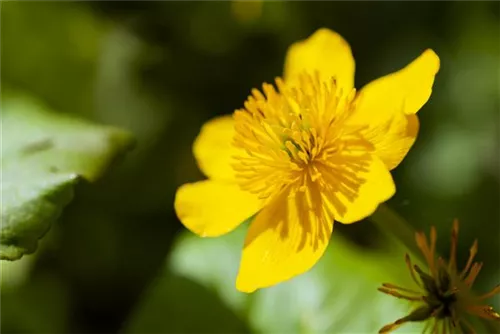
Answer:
231, 73, 365, 203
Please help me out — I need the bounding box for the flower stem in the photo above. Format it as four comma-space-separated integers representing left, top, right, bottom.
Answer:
370, 204, 424, 263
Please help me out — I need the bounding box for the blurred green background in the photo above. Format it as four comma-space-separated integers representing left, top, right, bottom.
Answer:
1, 1, 499, 333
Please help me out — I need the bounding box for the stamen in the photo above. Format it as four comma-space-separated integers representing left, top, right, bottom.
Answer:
232, 73, 357, 205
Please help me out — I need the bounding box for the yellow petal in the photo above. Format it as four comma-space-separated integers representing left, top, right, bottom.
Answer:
319, 153, 396, 224
236, 188, 334, 292
352, 49, 440, 123
362, 113, 419, 170
193, 115, 239, 181
174, 180, 262, 237
283, 28, 355, 92
348, 49, 438, 169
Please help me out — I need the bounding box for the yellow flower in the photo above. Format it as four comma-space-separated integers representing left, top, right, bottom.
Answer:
175, 28, 440, 292
379, 220, 500, 333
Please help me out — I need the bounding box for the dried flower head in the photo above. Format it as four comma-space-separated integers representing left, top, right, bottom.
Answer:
379, 219, 500, 333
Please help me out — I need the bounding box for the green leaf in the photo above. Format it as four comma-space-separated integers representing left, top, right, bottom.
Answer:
123, 273, 250, 334
1, 270, 70, 334
169, 225, 425, 334
1, 254, 36, 290
1, 93, 135, 260
2, 2, 106, 119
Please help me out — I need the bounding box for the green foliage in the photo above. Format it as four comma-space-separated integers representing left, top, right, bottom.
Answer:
2, 2, 105, 119
1, 270, 70, 333
124, 274, 249, 334
137, 225, 425, 334
0, 94, 134, 260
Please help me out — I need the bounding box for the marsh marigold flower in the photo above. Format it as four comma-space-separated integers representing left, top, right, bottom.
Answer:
379, 220, 500, 333
174, 28, 440, 292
